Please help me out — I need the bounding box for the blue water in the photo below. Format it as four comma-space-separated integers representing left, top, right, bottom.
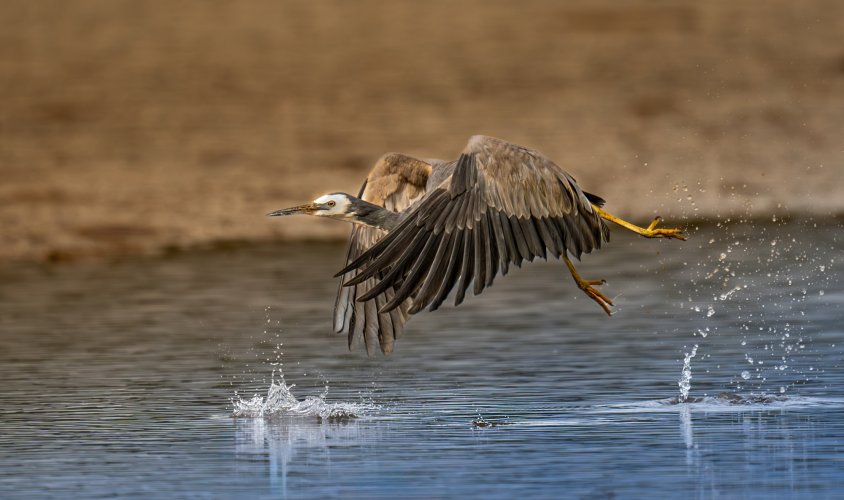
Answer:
0, 220, 842, 498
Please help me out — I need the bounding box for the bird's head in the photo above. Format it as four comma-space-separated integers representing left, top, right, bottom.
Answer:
267, 193, 355, 220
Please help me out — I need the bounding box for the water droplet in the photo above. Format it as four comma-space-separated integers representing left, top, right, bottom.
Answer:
706, 306, 715, 317
677, 345, 699, 402
740, 371, 750, 380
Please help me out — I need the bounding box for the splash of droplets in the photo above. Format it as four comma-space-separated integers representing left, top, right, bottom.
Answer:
718, 285, 744, 301
231, 307, 378, 420
232, 371, 378, 420
678, 344, 699, 403
678, 214, 836, 394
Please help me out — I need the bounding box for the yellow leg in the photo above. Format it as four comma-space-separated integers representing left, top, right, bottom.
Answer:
563, 255, 613, 316
592, 206, 686, 240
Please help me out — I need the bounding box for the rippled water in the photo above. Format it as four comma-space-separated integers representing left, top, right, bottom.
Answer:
1, 220, 842, 498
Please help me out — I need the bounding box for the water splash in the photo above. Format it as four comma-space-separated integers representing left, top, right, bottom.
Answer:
677, 217, 837, 395
232, 308, 378, 420
232, 373, 378, 420
677, 344, 699, 402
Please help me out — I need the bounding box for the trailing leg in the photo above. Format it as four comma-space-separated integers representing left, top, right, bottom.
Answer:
563, 254, 613, 316
592, 206, 686, 240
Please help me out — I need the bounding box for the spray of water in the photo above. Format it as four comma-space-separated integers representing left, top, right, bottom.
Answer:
671, 194, 836, 400
231, 370, 377, 420
677, 344, 699, 402
230, 307, 379, 420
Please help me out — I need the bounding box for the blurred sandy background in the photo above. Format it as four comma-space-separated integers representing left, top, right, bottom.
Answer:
1, 0, 842, 264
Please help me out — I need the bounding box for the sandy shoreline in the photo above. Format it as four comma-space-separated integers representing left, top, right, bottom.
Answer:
2, 0, 842, 264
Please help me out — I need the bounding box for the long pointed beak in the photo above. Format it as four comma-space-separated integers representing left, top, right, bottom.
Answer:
266, 203, 319, 217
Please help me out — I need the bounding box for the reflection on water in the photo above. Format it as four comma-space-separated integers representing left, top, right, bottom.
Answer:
235, 417, 374, 498
679, 405, 695, 467
0, 220, 842, 498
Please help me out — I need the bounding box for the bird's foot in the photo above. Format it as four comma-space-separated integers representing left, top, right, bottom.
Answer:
575, 278, 613, 316
640, 217, 686, 240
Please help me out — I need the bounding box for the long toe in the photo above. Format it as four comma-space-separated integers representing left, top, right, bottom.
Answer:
582, 280, 613, 316
654, 228, 686, 240
647, 216, 663, 231
582, 284, 613, 316
590, 287, 613, 306
644, 218, 686, 240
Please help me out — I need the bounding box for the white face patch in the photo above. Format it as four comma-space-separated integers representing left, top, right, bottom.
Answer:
313, 193, 352, 217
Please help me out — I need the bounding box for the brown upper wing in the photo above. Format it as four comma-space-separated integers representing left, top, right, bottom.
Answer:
333, 153, 432, 355
340, 135, 610, 317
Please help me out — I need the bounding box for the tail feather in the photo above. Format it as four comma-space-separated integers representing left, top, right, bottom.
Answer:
583, 191, 606, 207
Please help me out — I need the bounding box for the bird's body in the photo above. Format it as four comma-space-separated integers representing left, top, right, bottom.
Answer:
269, 135, 685, 355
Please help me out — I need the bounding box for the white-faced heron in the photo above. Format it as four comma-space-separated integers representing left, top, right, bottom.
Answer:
269, 135, 685, 355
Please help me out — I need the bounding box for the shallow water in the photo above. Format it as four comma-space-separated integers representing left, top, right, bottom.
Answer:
1, 220, 842, 498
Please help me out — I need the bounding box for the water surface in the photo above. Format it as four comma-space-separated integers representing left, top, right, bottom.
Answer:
1, 220, 842, 498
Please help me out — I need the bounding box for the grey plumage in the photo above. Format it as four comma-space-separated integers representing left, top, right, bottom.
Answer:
335, 135, 610, 354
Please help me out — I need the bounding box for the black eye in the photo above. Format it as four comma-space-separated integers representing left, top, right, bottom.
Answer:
327, 201, 336, 207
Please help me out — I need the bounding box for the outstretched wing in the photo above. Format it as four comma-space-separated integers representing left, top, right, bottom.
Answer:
340, 135, 610, 316
333, 153, 432, 355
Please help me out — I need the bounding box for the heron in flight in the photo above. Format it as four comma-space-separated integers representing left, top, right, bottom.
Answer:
269, 136, 685, 355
